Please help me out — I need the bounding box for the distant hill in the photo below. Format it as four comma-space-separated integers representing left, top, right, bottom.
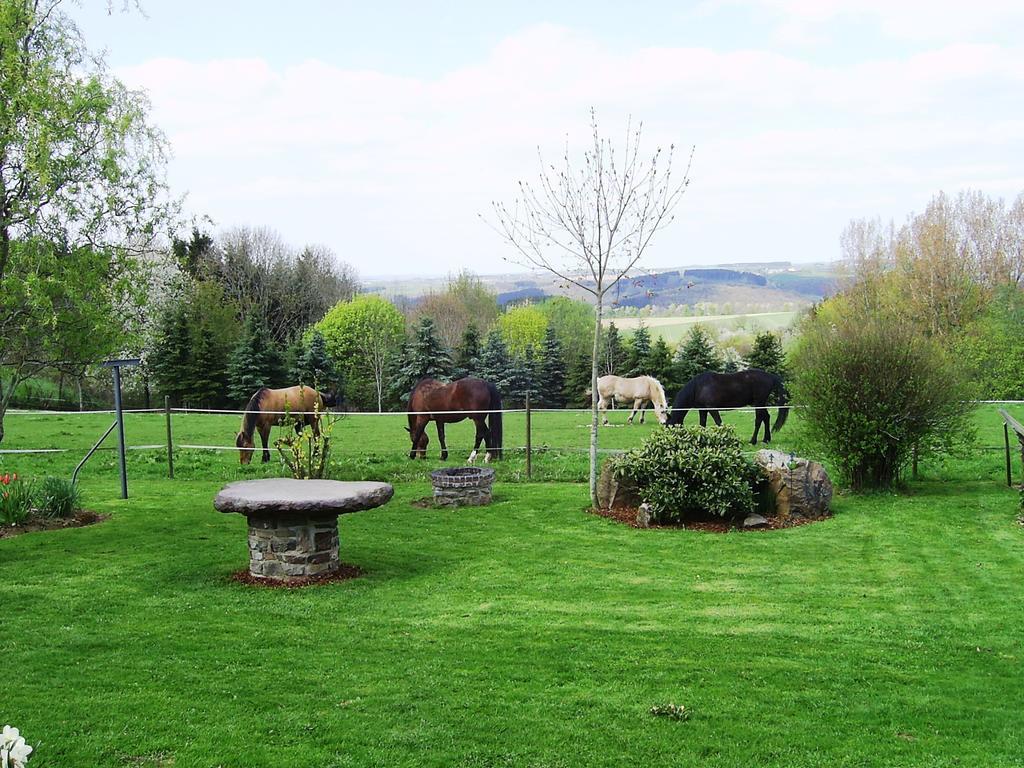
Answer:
683, 268, 767, 287
497, 287, 548, 306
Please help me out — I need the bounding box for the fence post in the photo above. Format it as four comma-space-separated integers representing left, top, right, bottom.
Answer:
525, 392, 532, 480
165, 395, 174, 480
1005, 423, 1012, 488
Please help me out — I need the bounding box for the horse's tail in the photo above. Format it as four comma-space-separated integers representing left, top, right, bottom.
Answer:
241, 388, 267, 437
772, 377, 790, 433
486, 382, 503, 459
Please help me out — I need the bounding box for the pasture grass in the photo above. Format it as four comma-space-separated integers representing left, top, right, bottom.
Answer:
607, 311, 799, 343
1, 406, 1023, 765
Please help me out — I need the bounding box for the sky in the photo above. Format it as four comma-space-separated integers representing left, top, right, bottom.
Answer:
69, 0, 1024, 277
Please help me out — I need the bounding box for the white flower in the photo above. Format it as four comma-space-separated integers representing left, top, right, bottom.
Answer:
0, 728, 18, 750
8, 738, 31, 767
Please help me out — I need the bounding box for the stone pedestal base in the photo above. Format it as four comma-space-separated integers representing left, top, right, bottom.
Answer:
246, 514, 340, 581
430, 467, 494, 506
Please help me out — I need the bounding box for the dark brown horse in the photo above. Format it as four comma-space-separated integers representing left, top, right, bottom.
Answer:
667, 369, 789, 444
236, 385, 334, 464
406, 377, 503, 462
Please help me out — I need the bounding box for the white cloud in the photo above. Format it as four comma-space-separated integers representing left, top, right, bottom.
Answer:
115, 24, 1024, 275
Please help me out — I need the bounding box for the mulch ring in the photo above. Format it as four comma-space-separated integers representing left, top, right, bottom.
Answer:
231, 563, 364, 589
0, 510, 107, 539
592, 505, 831, 532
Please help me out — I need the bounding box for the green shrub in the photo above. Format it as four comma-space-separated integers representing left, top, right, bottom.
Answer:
1, 472, 34, 525
614, 426, 761, 522
791, 291, 974, 490
35, 476, 81, 519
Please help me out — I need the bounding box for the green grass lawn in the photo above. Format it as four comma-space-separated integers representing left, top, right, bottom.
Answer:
2, 407, 1023, 766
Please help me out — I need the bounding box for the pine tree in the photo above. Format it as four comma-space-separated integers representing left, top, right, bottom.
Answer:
537, 326, 567, 407
673, 325, 722, 385
453, 324, 482, 379
188, 326, 225, 407
626, 322, 652, 376
478, 328, 513, 393
602, 322, 627, 375
227, 315, 285, 403
504, 347, 535, 408
292, 330, 342, 398
646, 336, 675, 390
746, 331, 788, 380
150, 303, 192, 406
392, 317, 453, 398
564, 350, 593, 408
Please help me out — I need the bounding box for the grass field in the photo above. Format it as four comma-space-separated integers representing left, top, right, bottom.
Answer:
2, 406, 1023, 766
608, 312, 799, 344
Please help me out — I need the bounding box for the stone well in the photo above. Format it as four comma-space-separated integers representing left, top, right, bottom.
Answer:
214, 478, 393, 582
430, 467, 494, 506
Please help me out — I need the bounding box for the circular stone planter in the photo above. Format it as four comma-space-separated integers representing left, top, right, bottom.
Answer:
214, 478, 393, 583
430, 466, 495, 506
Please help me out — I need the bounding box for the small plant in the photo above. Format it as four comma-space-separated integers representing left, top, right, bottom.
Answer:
614, 426, 762, 522
649, 703, 690, 721
274, 392, 337, 479
35, 476, 81, 519
1, 473, 34, 525
1, 724, 33, 767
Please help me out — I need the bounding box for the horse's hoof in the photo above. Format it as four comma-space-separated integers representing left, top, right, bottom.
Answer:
483, 453, 491, 463
468, 450, 477, 464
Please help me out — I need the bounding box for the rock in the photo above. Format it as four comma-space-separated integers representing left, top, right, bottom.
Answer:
743, 513, 769, 528
597, 460, 644, 511
636, 503, 653, 528
754, 450, 833, 520
214, 478, 394, 517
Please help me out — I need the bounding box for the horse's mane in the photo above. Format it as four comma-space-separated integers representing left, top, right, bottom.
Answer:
241, 388, 267, 436
647, 376, 668, 409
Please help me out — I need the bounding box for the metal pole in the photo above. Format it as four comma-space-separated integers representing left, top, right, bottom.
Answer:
1005, 423, 1012, 488
165, 395, 174, 479
525, 391, 532, 480
112, 365, 128, 499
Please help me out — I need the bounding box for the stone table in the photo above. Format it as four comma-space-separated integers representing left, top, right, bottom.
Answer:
214, 478, 393, 582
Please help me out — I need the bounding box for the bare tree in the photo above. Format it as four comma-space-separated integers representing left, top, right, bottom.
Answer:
488, 111, 692, 506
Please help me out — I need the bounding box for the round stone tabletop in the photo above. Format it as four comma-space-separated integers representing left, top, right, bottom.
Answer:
214, 478, 394, 517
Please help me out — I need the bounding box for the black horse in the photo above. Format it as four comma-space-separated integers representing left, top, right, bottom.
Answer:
667, 369, 789, 444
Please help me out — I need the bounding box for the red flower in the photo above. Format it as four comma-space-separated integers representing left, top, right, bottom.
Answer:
1, 474, 9, 485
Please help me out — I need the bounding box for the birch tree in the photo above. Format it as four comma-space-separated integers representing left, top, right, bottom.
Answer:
489, 111, 691, 506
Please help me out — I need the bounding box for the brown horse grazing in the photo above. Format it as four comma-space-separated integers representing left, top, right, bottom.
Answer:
406, 377, 503, 462
236, 386, 332, 465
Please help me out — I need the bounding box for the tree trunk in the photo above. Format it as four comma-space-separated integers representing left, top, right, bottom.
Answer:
589, 292, 604, 508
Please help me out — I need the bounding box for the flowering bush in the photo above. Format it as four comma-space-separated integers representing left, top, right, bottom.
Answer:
274, 395, 337, 480
1, 473, 33, 525
1, 725, 33, 767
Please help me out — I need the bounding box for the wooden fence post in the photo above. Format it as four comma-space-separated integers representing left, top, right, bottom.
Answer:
525, 392, 532, 481
1005, 422, 1012, 488
165, 395, 174, 479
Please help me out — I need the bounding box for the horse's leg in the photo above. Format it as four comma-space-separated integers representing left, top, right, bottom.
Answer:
469, 417, 487, 463
762, 407, 772, 444
639, 399, 647, 424
627, 398, 640, 424
409, 418, 428, 459
699, 410, 708, 428
710, 410, 723, 426
750, 408, 765, 444
437, 422, 448, 461
260, 424, 271, 463
599, 394, 609, 425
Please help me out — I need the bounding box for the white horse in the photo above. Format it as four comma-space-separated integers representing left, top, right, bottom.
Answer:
594, 375, 669, 425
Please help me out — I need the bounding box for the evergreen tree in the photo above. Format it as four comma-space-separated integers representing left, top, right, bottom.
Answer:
646, 336, 675, 390
564, 350, 593, 408
602, 322, 627, 375
150, 303, 192, 406
673, 325, 722, 385
453, 323, 483, 379
292, 330, 342, 398
537, 326, 567, 407
504, 348, 535, 408
626, 322, 652, 376
227, 315, 286, 403
721, 347, 745, 373
392, 317, 453, 398
746, 331, 788, 379
188, 326, 225, 407
478, 328, 514, 394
